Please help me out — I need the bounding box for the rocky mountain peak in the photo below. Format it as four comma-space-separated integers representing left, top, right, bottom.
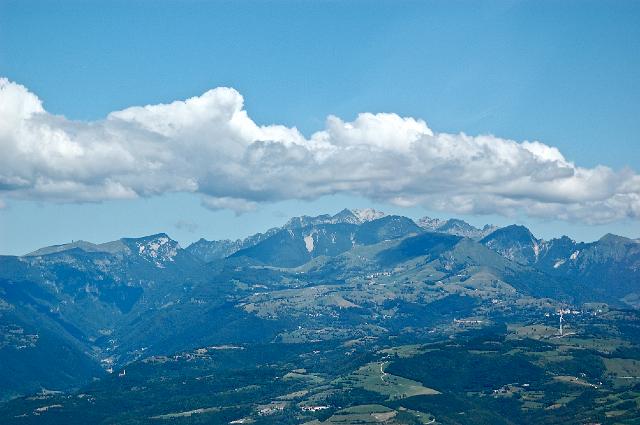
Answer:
417, 216, 496, 239
122, 233, 181, 267
481, 225, 541, 264
351, 208, 386, 222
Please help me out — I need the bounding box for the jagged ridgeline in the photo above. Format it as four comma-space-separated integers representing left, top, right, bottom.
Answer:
0, 209, 639, 423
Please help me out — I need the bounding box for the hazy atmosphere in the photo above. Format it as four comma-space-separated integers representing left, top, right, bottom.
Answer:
1, 2, 640, 424
1, 0, 639, 254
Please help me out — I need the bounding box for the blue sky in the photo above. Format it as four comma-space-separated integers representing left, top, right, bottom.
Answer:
0, 0, 639, 255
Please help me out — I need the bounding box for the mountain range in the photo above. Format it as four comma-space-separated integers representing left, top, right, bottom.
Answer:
0, 209, 638, 422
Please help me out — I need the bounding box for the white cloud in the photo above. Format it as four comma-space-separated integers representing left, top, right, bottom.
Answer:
1, 77, 638, 224
174, 219, 199, 233
201, 196, 258, 214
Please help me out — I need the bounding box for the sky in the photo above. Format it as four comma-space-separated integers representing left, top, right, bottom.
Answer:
0, 0, 639, 255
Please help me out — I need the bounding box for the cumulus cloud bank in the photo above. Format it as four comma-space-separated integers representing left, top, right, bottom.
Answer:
1, 77, 638, 223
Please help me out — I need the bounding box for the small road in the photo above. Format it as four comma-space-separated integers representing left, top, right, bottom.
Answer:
379, 362, 388, 383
